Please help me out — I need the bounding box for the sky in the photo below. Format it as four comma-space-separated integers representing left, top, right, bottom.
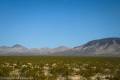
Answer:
0, 0, 120, 48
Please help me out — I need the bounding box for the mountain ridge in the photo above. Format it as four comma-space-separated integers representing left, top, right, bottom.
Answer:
0, 37, 120, 56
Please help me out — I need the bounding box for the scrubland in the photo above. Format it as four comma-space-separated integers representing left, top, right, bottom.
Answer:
0, 56, 120, 80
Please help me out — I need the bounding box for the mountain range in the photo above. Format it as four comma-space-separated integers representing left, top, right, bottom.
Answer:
0, 37, 120, 56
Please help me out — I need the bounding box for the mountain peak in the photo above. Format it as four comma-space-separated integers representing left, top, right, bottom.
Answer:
12, 44, 26, 48
73, 37, 120, 55
55, 46, 69, 49
83, 37, 120, 47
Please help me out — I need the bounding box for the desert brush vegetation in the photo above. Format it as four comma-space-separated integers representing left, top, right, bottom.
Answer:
0, 56, 120, 80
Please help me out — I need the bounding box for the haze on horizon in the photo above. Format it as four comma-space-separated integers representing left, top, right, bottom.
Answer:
0, 0, 120, 48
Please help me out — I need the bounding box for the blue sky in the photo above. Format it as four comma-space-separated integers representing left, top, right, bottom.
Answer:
0, 0, 120, 48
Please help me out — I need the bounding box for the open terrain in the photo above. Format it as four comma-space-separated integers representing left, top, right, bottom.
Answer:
0, 56, 120, 80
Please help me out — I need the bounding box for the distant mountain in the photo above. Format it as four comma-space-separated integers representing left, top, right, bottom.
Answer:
12, 44, 27, 49
0, 37, 120, 56
0, 44, 29, 55
0, 44, 70, 55
51, 46, 70, 53
57, 37, 120, 56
